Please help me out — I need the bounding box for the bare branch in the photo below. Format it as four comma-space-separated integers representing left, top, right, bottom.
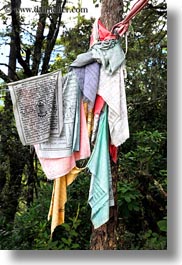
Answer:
41, 0, 67, 74
31, 0, 48, 75
0, 63, 19, 80
10, 0, 32, 77
0, 69, 12, 83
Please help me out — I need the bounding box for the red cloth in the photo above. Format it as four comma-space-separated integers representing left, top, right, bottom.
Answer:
109, 145, 118, 164
97, 19, 117, 41
93, 95, 118, 163
90, 19, 117, 47
93, 94, 105, 115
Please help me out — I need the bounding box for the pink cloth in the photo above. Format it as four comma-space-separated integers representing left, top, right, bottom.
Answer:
35, 101, 90, 180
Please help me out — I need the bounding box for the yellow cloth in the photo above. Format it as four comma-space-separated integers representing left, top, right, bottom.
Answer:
83, 102, 93, 138
48, 167, 84, 236
48, 102, 94, 236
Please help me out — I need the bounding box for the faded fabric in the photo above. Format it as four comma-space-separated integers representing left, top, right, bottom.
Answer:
91, 95, 118, 163
83, 102, 94, 139
97, 65, 129, 147
9, 70, 62, 146
35, 101, 90, 180
38, 71, 79, 159
48, 167, 84, 236
91, 39, 125, 75
87, 106, 114, 229
73, 62, 101, 109
91, 95, 105, 143
71, 39, 125, 76
90, 18, 117, 47
70, 51, 95, 68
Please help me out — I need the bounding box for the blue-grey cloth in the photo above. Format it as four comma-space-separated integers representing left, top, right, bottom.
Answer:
87, 106, 114, 229
73, 62, 100, 109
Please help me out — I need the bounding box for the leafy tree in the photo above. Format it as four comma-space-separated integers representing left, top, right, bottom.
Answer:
0, 0, 167, 250
0, 0, 67, 224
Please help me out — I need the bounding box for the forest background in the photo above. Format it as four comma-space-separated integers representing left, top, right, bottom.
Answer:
0, 0, 167, 250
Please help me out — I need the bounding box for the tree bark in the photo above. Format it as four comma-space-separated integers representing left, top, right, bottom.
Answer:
100, 0, 124, 31
11, 0, 32, 77
90, 0, 124, 250
32, 0, 48, 75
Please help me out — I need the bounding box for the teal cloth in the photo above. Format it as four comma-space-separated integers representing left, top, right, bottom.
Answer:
87, 106, 114, 229
72, 88, 81, 152
70, 39, 125, 76
91, 39, 125, 75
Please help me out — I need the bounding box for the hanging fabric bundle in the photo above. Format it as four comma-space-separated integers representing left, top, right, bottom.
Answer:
8, 0, 149, 236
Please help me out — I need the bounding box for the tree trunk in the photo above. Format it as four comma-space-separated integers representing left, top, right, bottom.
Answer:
100, 0, 124, 31
90, 0, 124, 250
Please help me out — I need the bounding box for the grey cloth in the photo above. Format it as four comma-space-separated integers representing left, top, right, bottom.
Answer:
97, 65, 129, 147
70, 39, 125, 77
9, 70, 63, 146
91, 39, 125, 75
70, 51, 95, 67
38, 71, 80, 158
73, 62, 101, 109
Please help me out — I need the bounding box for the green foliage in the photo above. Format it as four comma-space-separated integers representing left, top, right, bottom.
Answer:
157, 217, 167, 232
117, 179, 142, 217
116, 129, 167, 249
50, 16, 93, 74
0, 177, 91, 250
141, 228, 167, 250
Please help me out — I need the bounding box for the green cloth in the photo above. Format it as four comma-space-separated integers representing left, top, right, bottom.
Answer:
91, 39, 125, 75
87, 106, 114, 229
72, 88, 81, 152
70, 39, 125, 76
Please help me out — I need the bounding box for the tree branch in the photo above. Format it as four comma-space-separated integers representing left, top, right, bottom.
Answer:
31, 0, 48, 75
41, 0, 67, 74
0, 63, 19, 80
10, 0, 32, 77
0, 69, 12, 83
146, 3, 167, 16
128, 94, 166, 108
